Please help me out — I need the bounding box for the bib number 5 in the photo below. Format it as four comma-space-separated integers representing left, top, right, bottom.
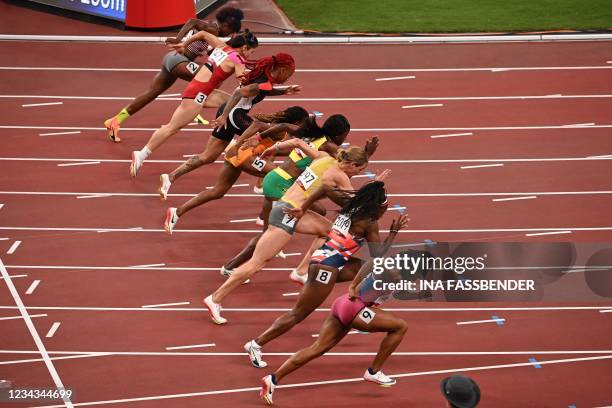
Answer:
251, 157, 267, 171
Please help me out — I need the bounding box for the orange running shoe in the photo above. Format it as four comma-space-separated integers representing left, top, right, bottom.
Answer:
104, 117, 121, 143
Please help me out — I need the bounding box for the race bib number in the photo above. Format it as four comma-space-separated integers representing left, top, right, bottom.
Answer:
281, 213, 297, 228
332, 214, 351, 236
251, 157, 267, 171
186, 62, 200, 74
296, 167, 318, 190
209, 48, 229, 66
358, 308, 376, 324
195, 92, 207, 105
315, 269, 332, 284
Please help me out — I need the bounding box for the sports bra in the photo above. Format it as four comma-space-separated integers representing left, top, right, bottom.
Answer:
289, 136, 328, 169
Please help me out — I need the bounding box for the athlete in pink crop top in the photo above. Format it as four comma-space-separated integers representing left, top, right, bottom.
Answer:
243, 181, 409, 369
130, 31, 258, 177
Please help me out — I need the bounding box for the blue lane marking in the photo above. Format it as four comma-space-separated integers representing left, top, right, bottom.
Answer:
568, 405, 577, 408
312, 111, 324, 117
491, 315, 505, 326
391, 204, 406, 213
424, 239, 437, 247
528, 358, 542, 368
364, 171, 376, 179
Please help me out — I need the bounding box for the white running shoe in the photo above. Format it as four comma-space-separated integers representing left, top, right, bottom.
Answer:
130, 151, 144, 177
260, 375, 275, 405
363, 369, 396, 386
289, 269, 307, 285
220, 266, 250, 284
253, 186, 264, 195
164, 207, 179, 235
244, 340, 267, 368
159, 174, 171, 200
255, 217, 264, 226
275, 250, 286, 259
204, 295, 227, 325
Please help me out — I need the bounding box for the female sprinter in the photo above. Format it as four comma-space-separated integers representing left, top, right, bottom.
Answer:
244, 181, 409, 368
163, 107, 314, 233
130, 30, 258, 177
260, 254, 419, 405
104, 7, 244, 142
156, 54, 300, 188
203, 147, 383, 324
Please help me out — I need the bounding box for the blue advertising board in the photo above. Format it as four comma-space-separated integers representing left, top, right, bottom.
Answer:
26, 0, 126, 22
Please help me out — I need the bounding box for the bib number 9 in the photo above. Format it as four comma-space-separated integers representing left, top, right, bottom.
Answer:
296, 167, 317, 190
315, 269, 332, 284
358, 307, 376, 324
251, 157, 267, 171
195, 92, 207, 105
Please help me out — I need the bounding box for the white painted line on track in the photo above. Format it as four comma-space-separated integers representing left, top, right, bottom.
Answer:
312, 330, 365, 337
0, 274, 27, 279
563, 122, 595, 127
389, 206, 406, 212
457, 318, 506, 325
0, 204, 3, 209
492, 196, 537, 202
76, 194, 113, 199
0, 257, 73, 406
165, 343, 216, 351
158, 93, 180, 98
588, 155, 612, 159
525, 230, 572, 237
39, 131, 81, 136
45, 322, 61, 338
7, 240, 21, 254
0, 313, 47, 321
1, 305, 611, 313
5, 265, 292, 272
25, 280, 40, 295
375, 75, 415, 81
282, 252, 302, 257
141, 302, 190, 308
207, 183, 248, 190
230, 218, 258, 223
0, 353, 112, 366
282, 292, 300, 297
599, 309, 612, 313
430, 132, 473, 139
29, 354, 612, 408
57, 161, 100, 167
21, 101, 63, 107
0, 238, 8, 240
461, 163, 504, 169
129, 263, 166, 268
402, 104, 444, 109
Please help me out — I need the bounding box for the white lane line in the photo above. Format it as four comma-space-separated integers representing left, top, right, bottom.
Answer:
0, 258, 73, 407
21, 101, 63, 107
207, 183, 249, 190
282, 252, 302, 257
165, 343, 216, 351
0, 274, 28, 279
29, 355, 612, 408
588, 154, 612, 158
2, 65, 612, 73
2, 305, 611, 313
5, 265, 292, 272
599, 309, 612, 313
229, 218, 258, 223
39, 131, 81, 136
25, 280, 41, 295
0, 204, 3, 209
490, 68, 512, 72
0, 353, 111, 366
525, 230, 572, 237
0, 238, 8, 240
282, 292, 300, 297
45, 322, 61, 338
182, 154, 198, 157
457, 318, 506, 325
492, 196, 537, 202
158, 93, 180, 98
129, 263, 166, 268
375, 75, 415, 81
141, 302, 190, 308
563, 122, 595, 127
460, 163, 504, 169
7, 241, 21, 254
430, 132, 473, 139
0, 313, 47, 321
3, 94, 612, 103
402, 104, 444, 109
2, 226, 612, 234
76, 194, 113, 199
389, 206, 406, 212
57, 161, 100, 167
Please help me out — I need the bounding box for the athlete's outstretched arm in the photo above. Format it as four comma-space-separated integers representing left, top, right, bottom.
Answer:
365, 215, 409, 258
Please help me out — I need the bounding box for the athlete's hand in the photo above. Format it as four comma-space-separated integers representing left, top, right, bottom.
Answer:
242, 136, 260, 149
284, 85, 301, 95
375, 169, 391, 181
283, 206, 305, 219
260, 146, 276, 159
169, 42, 186, 55
364, 136, 379, 157
212, 114, 228, 130
165, 37, 180, 45
225, 144, 239, 159
348, 285, 358, 301
389, 214, 410, 234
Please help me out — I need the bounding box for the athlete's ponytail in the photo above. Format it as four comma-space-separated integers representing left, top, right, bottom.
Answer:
226, 29, 258, 49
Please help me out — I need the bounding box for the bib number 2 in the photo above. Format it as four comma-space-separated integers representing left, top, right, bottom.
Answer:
186, 62, 200, 75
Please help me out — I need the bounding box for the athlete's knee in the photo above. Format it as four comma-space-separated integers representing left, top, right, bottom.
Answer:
162, 123, 181, 134
197, 152, 217, 164
208, 185, 230, 200
288, 310, 308, 325
394, 319, 408, 334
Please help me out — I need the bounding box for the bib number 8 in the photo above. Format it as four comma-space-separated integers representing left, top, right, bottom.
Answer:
252, 157, 266, 171
195, 92, 207, 105
358, 307, 376, 324
315, 269, 332, 284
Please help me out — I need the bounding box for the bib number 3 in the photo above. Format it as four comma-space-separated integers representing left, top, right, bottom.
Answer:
358, 308, 376, 324
195, 92, 207, 105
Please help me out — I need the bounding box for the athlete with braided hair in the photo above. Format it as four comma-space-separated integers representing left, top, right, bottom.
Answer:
103, 7, 244, 143
130, 30, 259, 177
243, 181, 409, 369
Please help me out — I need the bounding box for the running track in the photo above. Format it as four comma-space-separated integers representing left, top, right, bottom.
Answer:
1, 37, 612, 407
